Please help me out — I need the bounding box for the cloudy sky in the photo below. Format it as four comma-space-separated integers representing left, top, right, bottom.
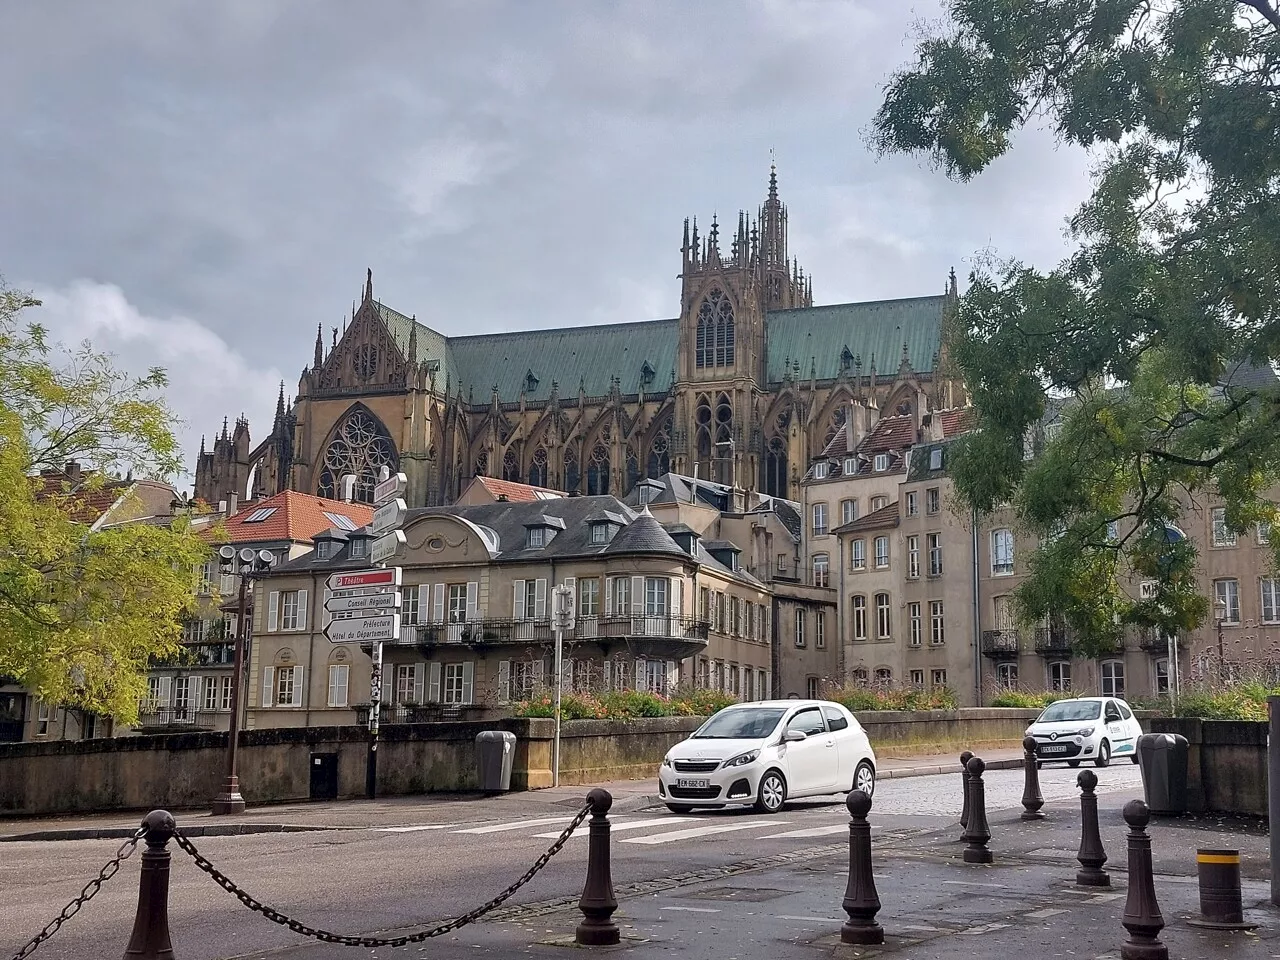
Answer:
0, 0, 1092, 489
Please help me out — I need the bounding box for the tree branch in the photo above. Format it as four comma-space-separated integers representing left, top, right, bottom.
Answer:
1241, 0, 1280, 31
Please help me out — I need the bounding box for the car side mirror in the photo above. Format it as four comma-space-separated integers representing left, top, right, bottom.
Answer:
783, 729, 807, 743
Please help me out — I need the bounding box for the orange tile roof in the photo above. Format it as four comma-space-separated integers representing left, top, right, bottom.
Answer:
859, 414, 917, 453
938, 407, 975, 438
213, 490, 373, 544
33, 470, 131, 525
473, 476, 564, 503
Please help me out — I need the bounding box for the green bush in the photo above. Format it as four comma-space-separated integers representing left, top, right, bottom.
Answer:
1171, 685, 1272, 721
989, 690, 1073, 709
509, 687, 739, 721
829, 685, 959, 712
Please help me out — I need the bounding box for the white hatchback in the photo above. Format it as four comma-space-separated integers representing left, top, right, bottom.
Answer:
657, 700, 877, 814
1026, 696, 1143, 767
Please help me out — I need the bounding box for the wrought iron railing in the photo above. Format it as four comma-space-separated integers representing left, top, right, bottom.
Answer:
980, 629, 1020, 657
414, 615, 711, 646
136, 708, 218, 729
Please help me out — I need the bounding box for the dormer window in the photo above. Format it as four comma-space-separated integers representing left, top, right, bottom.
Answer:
844, 457, 857, 475
874, 453, 890, 472
349, 538, 367, 558
929, 448, 944, 471
316, 541, 333, 560
591, 523, 610, 545
639, 485, 654, 505
528, 527, 549, 548
813, 462, 828, 479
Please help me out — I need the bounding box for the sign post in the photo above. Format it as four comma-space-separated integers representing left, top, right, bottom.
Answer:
365, 468, 407, 799
551, 584, 575, 788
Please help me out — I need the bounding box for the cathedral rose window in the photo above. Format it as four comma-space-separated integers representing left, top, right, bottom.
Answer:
317, 409, 397, 503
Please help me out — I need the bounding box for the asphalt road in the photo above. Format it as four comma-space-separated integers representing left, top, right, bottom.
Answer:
0, 764, 1143, 960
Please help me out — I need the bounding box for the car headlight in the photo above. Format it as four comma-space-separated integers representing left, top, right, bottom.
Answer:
724, 750, 760, 768
1078, 728, 1095, 737
661, 755, 672, 768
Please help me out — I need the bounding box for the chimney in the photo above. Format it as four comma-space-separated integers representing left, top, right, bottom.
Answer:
849, 402, 868, 449
228, 492, 239, 516
341, 474, 357, 503
64, 460, 82, 484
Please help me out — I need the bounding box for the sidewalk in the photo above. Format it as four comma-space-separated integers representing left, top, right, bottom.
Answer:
0, 748, 1024, 842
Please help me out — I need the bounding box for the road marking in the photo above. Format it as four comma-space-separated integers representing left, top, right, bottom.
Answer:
942, 880, 1008, 889
621, 821, 791, 845
758, 823, 883, 840
532, 817, 694, 838
661, 906, 721, 913
453, 817, 574, 834
373, 825, 456, 833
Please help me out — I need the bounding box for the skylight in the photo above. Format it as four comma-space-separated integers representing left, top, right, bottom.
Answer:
324, 512, 358, 531
242, 507, 277, 523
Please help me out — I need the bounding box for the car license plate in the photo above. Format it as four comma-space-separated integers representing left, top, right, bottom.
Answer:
677, 778, 709, 789
1042, 744, 1069, 754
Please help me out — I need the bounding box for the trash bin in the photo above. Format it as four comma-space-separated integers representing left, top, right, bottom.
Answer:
1137, 732, 1189, 815
476, 730, 517, 793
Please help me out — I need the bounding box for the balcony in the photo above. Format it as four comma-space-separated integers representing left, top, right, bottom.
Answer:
980, 630, 1020, 658
411, 615, 713, 661
136, 708, 218, 731
1137, 629, 1172, 654
1033, 626, 1073, 659
355, 703, 487, 725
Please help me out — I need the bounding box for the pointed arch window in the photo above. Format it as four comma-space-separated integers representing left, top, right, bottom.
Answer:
564, 447, 580, 494
647, 418, 672, 478
695, 289, 735, 369
764, 436, 788, 499
502, 449, 520, 483
528, 447, 549, 488
586, 444, 610, 496
316, 408, 398, 504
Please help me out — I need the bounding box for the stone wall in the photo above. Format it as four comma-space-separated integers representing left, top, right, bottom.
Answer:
1149, 717, 1269, 817
857, 709, 1039, 756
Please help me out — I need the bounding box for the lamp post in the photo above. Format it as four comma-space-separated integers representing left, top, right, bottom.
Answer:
1215, 597, 1227, 685
211, 545, 274, 816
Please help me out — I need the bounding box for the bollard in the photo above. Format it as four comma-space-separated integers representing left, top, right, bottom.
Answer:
576, 788, 620, 946
123, 810, 177, 960
840, 789, 883, 945
1075, 770, 1109, 887
1188, 849, 1257, 930
959, 750, 974, 832
1120, 800, 1168, 960
961, 756, 993, 864
1020, 736, 1045, 821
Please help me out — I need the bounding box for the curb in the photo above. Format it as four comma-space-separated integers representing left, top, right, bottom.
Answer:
0, 822, 347, 843
879, 757, 1023, 780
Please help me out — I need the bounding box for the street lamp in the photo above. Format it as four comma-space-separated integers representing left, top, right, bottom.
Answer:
211, 544, 274, 816
1215, 596, 1228, 685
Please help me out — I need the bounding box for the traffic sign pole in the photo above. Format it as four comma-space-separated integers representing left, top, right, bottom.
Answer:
551, 584, 574, 789
367, 468, 407, 800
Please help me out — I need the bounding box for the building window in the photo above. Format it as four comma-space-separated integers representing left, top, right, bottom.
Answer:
909, 669, 925, 687
443, 663, 470, 704
1049, 661, 1072, 691
1101, 660, 1125, 697
172, 677, 190, 718
203, 677, 218, 711
349, 537, 367, 558
1106, 520, 1119, 542
1211, 507, 1236, 547
219, 676, 233, 711
276, 666, 299, 707
991, 528, 1014, 575
1257, 522, 1272, 545
579, 578, 600, 617
843, 457, 858, 475
450, 583, 469, 622
327, 664, 350, 707
875, 593, 891, 639
694, 288, 735, 368
813, 462, 828, 479
929, 601, 945, 644
1214, 578, 1240, 624
906, 535, 920, 579
874, 667, 892, 683
1154, 659, 1170, 694
528, 526, 547, 549
1263, 578, 1280, 624
591, 523, 609, 544
644, 577, 668, 615
852, 596, 867, 641
927, 534, 943, 577
647, 660, 669, 694
815, 611, 826, 649
813, 503, 829, 536
996, 662, 1018, 687
812, 553, 830, 587
852, 667, 869, 684
926, 487, 940, 514
806, 677, 820, 699
851, 539, 866, 571
841, 499, 857, 524
874, 536, 890, 569
401, 587, 420, 626
873, 453, 889, 472
906, 491, 918, 516
931, 669, 948, 687
280, 590, 301, 631
871, 495, 888, 511
795, 608, 806, 647
182, 620, 206, 644
908, 602, 922, 646
929, 448, 944, 471
36, 702, 51, 737
394, 664, 415, 704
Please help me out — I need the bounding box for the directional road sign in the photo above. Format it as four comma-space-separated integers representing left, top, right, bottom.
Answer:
325, 592, 401, 614
371, 498, 407, 536
373, 472, 408, 506
327, 568, 401, 591
371, 529, 406, 565
325, 612, 401, 644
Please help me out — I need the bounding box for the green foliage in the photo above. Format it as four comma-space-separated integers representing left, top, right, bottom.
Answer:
874, 0, 1280, 645
0, 283, 207, 722
508, 688, 740, 721
829, 685, 960, 712
989, 689, 1073, 709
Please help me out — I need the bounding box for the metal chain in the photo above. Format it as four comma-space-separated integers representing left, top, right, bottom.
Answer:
174, 802, 592, 948
8, 827, 146, 960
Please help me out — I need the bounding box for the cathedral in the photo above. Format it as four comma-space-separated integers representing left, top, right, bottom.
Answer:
194, 169, 964, 509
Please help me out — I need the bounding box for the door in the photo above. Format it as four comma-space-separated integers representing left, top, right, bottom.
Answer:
781, 707, 839, 796
1110, 700, 1140, 757
821, 704, 858, 787
1103, 700, 1131, 755
309, 753, 339, 801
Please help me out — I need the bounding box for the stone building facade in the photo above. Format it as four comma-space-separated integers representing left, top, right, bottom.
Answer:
193, 170, 964, 511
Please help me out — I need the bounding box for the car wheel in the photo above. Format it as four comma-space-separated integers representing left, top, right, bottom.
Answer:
666, 804, 694, 814
1131, 754, 1140, 765
755, 770, 787, 814
1067, 760, 1081, 768
1095, 740, 1111, 768
853, 760, 876, 797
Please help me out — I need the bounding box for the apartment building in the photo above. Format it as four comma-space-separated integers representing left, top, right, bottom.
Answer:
244, 495, 773, 728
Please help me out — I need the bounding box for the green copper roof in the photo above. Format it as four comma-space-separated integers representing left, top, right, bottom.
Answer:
764, 295, 946, 384
377, 304, 460, 395
450, 320, 678, 403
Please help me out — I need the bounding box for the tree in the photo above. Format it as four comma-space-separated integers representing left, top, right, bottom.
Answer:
873, 0, 1280, 653
0, 283, 208, 721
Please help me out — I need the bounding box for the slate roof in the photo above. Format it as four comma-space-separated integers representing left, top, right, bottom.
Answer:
606, 508, 688, 559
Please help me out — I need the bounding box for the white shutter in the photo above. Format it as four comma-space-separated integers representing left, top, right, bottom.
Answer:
532, 660, 545, 687
563, 576, 576, 607
635, 659, 646, 691
296, 589, 308, 632
379, 668, 391, 706
428, 662, 442, 702
466, 582, 479, 621
462, 662, 474, 704
534, 579, 547, 618
666, 661, 677, 695
672, 579, 683, 618
267, 592, 280, 632
602, 659, 612, 691
291, 666, 305, 707
605, 577, 615, 615
413, 663, 425, 703
513, 580, 526, 619
190, 676, 203, 713
157, 676, 172, 706
416, 584, 428, 625
261, 666, 274, 708
630, 576, 644, 614
433, 584, 445, 623
498, 660, 511, 702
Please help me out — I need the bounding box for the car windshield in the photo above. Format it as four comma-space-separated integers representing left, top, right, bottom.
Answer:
1037, 700, 1101, 722
692, 708, 787, 739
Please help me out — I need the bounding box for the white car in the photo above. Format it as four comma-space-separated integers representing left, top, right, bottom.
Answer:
1026, 696, 1142, 768
657, 700, 877, 814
